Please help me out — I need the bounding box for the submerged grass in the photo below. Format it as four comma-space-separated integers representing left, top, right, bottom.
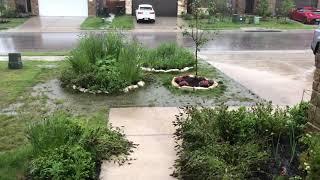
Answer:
0, 61, 63, 108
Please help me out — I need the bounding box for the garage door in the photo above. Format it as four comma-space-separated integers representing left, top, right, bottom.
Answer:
38, 0, 88, 16
132, 0, 177, 17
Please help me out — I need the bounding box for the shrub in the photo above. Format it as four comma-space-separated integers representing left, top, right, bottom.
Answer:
27, 113, 83, 155
29, 145, 95, 179
300, 133, 320, 179
173, 102, 310, 179
26, 112, 134, 179
257, 0, 271, 18
61, 33, 142, 93
141, 43, 195, 70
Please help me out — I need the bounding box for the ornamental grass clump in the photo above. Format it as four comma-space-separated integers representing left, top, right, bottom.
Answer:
173, 102, 316, 179
27, 112, 134, 179
141, 43, 195, 70
60, 33, 142, 94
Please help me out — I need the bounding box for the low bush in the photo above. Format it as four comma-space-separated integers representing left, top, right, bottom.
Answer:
173, 102, 312, 179
141, 43, 195, 70
26, 112, 134, 179
300, 133, 320, 179
29, 145, 95, 179
60, 33, 142, 94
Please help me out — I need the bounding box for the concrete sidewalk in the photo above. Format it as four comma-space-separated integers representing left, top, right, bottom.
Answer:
0, 56, 65, 61
8, 17, 86, 33
99, 107, 179, 180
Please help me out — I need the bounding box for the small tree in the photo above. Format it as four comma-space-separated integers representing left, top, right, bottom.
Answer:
279, 0, 295, 22
0, 0, 5, 17
182, 0, 215, 76
257, 0, 270, 18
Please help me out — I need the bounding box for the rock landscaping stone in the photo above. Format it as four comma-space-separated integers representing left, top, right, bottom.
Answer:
141, 66, 193, 73
72, 81, 145, 94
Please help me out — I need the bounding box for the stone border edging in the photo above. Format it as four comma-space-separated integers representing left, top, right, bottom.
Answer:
141, 66, 193, 73
72, 81, 145, 94
171, 75, 218, 91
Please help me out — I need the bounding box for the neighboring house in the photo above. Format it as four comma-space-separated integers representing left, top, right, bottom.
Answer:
6, 0, 98, 16
234, 0, 320, 15
5, 0, 319, 17
5, 0, 187, 17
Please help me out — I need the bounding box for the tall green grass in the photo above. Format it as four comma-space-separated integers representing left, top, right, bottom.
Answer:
142, 43, 196, 70
61, 33, 142, 93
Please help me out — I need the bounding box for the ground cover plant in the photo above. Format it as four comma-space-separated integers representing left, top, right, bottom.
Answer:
0, 112, 135, 179
172, 102, 319, 179
141, 43, 196, 70
80, 15, 134, 30
60, 33, 142, 94
26, 112, 134, 179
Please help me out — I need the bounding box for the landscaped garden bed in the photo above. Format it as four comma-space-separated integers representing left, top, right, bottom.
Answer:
172, 102, 320, 179
80, 15, 134, 30
172, 75, 218, 91
60, 33, 143, 94
141, 43, 196, 72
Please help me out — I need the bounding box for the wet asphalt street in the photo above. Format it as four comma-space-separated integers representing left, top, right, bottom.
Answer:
0, 31, 314, 53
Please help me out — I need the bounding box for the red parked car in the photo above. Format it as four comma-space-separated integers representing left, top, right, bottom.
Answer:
291, 7, 320, 25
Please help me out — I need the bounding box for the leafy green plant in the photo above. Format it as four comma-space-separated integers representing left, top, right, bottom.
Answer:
26, 112, 135, 179
29, 145, 95, 179
141, 43, 195, 70
278, 0, 295, 22
173, 102, 310, 179
182, 0, 215, 76
61, 33, 142, 93
257, 0, 271, 18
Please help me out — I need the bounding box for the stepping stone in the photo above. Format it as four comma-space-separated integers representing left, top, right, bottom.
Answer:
100, 107, 179, 180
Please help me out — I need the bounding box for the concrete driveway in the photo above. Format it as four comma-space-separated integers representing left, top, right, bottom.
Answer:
134, 17, 183, 31
201, 50, 315, 105
8, 17, 86, 32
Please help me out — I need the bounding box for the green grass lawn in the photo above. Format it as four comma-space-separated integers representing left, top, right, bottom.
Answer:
0, 61, 62, 108
185, 17, 315, 30
81, 15, 134, 30
0, 60, 113, 180
0, 18, 28, 30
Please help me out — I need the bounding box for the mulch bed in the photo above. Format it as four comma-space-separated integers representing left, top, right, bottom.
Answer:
174, 75, 215, 88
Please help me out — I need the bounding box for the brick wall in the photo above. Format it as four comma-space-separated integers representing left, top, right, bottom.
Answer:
309, 54, 320, 131
88, 0, 97, 16
125, 0, 131, 15
30, 0, 38, 15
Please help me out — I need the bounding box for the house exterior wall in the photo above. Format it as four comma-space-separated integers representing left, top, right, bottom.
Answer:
30, 0, 38, 15
233, 0, 317, 15
125, 0, 132, 14
88, 0, 96, 16
29, 0, 96, 16
309, 55, 320, 131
